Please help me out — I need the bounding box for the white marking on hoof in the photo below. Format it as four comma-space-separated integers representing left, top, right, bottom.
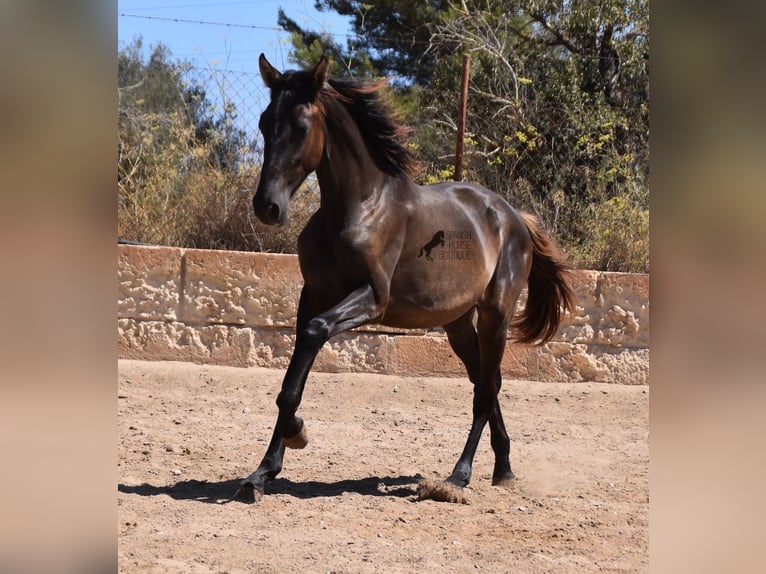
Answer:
282, 426, 308, 449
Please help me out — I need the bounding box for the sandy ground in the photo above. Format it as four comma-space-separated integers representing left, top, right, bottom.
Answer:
118, 359, 648, 573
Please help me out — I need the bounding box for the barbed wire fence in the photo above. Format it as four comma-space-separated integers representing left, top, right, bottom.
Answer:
118, 11, 293, 171
180, 64, 267, 164
118, 10, 649, 269
118, 8, 633, 184
117, 14, 323, 252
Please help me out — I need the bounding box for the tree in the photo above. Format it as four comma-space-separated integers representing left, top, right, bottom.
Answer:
422, 0, 649, 271
277, 8, 376, 78
275, 0, 651, 270
118, 38, 269, 250
280, 0, 453, 83
118, 37, 254, 173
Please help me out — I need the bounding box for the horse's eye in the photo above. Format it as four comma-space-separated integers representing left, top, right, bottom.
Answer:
297, 115, 312, 132
294, 106, 312, 132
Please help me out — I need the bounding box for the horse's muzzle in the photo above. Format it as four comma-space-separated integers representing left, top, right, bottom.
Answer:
253, 195, 283, 226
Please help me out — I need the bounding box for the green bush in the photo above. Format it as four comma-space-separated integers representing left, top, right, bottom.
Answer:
118, 34, 649, 272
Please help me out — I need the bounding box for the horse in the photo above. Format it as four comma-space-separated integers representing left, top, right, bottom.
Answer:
240, 54, 574, 503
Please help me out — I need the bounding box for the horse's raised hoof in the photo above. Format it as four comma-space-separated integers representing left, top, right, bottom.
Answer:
234, 481, 263, 504
282, 425, 309, 449
416, 479, 469, 504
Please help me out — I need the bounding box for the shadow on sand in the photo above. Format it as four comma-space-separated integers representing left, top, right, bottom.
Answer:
118, 474, 422, 505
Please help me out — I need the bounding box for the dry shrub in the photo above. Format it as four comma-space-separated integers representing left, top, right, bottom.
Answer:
118, 107, 317, 253
568, 195, 649, 273
118, 104, 647, 270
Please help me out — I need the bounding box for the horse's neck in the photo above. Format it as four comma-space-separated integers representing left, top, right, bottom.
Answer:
315, 115, 391, 219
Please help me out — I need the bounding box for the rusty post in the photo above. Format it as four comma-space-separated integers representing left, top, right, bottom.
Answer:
454, 54, 471, 181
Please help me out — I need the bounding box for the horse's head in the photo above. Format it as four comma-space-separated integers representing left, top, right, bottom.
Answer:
253, 54, 329, 226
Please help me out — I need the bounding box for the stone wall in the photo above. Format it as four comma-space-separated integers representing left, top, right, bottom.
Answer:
118, 245, 649, 384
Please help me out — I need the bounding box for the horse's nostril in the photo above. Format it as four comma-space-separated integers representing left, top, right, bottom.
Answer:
253, 195, 282, 225
266, 203, 280, 223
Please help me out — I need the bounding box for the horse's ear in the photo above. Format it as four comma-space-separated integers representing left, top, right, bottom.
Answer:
259, 53, 281, 88
312, 55, 330, 90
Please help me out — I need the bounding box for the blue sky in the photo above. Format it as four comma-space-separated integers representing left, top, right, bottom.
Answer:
118, 0, 353, 74
118, 1, 354, 137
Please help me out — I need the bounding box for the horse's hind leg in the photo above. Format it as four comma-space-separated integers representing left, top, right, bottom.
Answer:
451, 305, 514, 484
418, 308, 514, 503
443, 310, 480, 387
448, 309, 515, 485
487, 398, 514, 486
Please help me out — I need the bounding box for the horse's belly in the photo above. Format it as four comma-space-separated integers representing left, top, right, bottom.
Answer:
379, 302, 476, 330
381, 263, 491, 329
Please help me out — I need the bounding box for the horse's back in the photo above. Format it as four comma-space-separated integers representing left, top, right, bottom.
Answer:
410, 181, 528, 253
416, 181, 526, 232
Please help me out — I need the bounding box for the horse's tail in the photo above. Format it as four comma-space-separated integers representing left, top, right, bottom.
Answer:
511, 212, 576, 345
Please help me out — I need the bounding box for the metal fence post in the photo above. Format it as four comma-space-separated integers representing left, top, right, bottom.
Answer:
454, 54, 471, 182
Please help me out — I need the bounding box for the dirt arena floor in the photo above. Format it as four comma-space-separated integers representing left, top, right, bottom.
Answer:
118, 359, 648, 573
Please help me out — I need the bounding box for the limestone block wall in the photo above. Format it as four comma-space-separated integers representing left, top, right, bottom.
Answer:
118, 245, 649, 384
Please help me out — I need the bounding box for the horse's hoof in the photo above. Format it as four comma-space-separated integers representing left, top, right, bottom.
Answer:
282, 425, 309, 449
416, 479, 469, 504
234, 481, 263, 504
492, 472, 516, 488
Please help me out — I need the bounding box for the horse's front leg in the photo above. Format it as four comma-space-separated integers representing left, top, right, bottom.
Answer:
238, 288, 317, 500
236, 328, 318, 501
237, 335, 316, 501
275, 283, 386, 446
239, 283, 385, 501
238, 423, 285, 501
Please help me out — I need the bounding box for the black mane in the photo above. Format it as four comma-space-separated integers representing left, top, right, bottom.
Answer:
321, 77, 415, 178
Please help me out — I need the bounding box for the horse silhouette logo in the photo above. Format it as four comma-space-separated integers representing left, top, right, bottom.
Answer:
418, 230, 445, 262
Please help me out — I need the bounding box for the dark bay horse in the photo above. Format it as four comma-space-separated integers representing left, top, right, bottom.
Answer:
241, 54, 574, 503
